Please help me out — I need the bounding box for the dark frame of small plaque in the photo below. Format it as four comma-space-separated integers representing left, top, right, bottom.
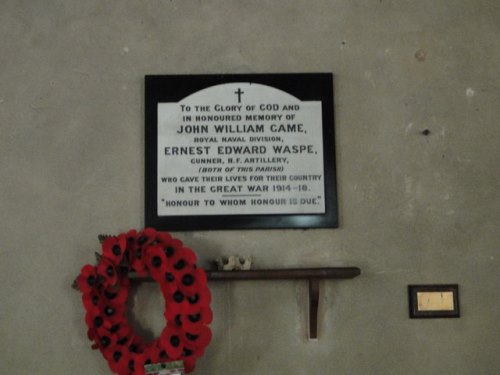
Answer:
145, 73, 338, 231
408, 284, 460, 319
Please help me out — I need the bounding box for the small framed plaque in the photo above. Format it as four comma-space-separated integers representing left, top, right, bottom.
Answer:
408, 284, 460, 318
145, 73, 337, 230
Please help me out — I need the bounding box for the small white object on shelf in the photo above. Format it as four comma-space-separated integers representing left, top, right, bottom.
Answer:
215, 255, 252, 271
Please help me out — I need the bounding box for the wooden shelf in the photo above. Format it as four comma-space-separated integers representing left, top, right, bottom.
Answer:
209, 267, 360, 339
132, 267, 361, 339
206, 267, 360, 281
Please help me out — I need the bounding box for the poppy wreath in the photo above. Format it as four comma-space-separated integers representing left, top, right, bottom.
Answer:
75, 228, 212, 375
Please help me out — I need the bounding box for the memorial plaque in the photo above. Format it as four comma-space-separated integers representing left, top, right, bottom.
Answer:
408, 285, 460, 318
145, 73, 337, 230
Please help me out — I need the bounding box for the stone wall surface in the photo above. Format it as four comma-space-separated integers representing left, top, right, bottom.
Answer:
0, 1, 499, 374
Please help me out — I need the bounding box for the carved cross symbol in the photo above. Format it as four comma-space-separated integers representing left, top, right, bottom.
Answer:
234, 88, 244, 103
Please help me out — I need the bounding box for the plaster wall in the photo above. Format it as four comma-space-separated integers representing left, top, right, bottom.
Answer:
0, 1, 499, 374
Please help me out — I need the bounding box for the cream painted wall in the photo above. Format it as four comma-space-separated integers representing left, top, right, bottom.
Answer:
0, 1, 499, 374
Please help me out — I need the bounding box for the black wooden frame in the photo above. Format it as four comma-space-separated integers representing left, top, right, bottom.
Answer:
145, 73, 337, 231
408, 284, 460, 318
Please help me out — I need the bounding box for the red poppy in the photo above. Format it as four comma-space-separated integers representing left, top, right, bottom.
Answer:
128, 250, 147, 276
82, 289, 102, 311
177, 267, 209, 296
97, 257, 118, 288
125, 229, 138, 246
170, 247, 197, 272
93, 331, 119, 353
159, 267, 178, 295
143, 244, 168, 282
102, 283, 129, 306
107, 323, 133, 342
156, 231, 172, 247
104, 305, 126, 327
85, 312, 113, 335
182, 286, 211, 315
106, 348, 132, 375
136, 227, 157, 248
159, 326, 185, 359
102, 235, 127, 264
78, 264, 99, 294
184, 325, 212, 351
161, 238, 183, 261
183, 307, 213, 332
165, 288, 191, 317
182, 297, 203, 316
124, 335, 147, 357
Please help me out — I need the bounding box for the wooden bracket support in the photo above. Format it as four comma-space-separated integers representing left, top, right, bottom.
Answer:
309, 277, 320, 339
208, 268, 362, 339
